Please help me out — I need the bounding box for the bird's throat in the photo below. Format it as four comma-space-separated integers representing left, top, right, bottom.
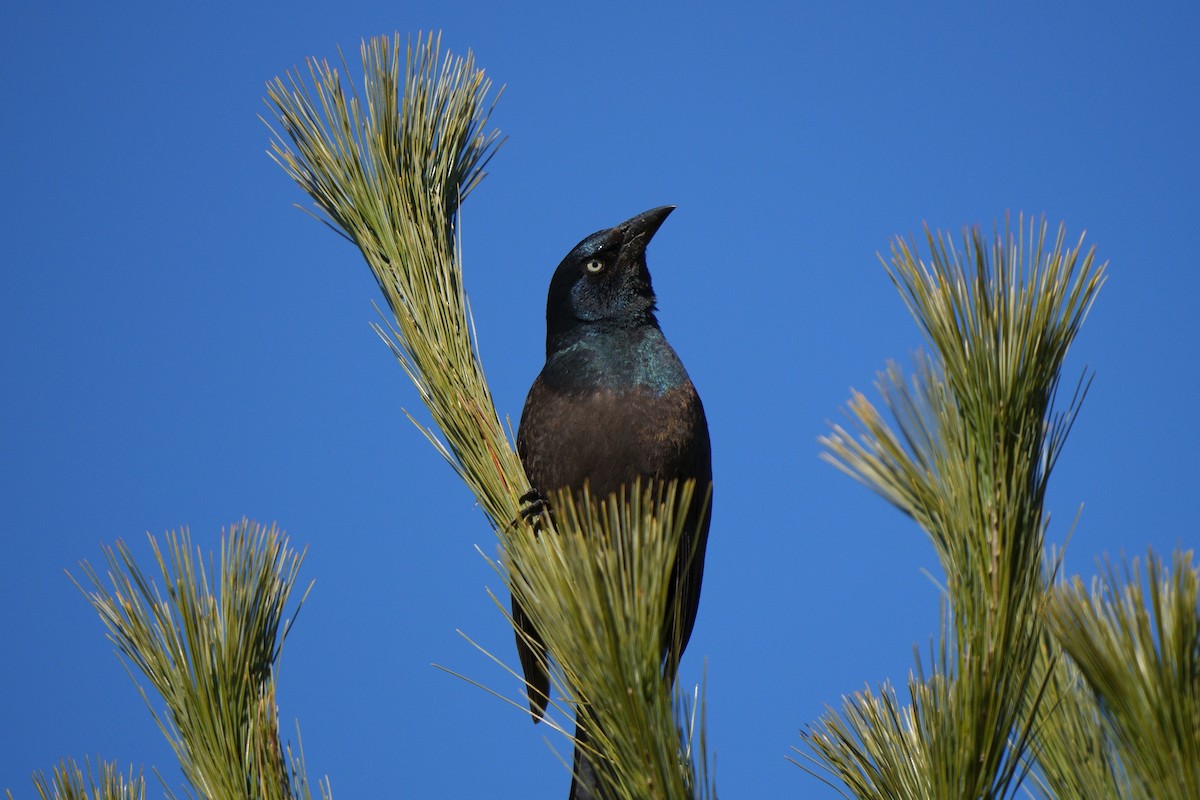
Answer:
542, 325, 689, 397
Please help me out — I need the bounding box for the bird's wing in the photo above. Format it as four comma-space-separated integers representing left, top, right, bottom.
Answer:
511, 593, 551, 719
513, 377, 554, 721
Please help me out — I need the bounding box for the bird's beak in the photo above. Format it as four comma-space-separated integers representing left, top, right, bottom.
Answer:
618, 205, 675, 257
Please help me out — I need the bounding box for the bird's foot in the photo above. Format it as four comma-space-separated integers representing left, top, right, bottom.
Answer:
517, 489, 551, 531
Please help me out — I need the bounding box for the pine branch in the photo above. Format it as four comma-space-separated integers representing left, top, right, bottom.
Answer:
10, 758, 144, 800
1045, 549, 1200, 800
264, 32, 519, 528
70, 521, 320, 800
804, 217, 1105, 799
1020, 634, 1126, 800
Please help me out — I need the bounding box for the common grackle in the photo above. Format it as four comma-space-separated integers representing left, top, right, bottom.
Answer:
514, 206, 712, 800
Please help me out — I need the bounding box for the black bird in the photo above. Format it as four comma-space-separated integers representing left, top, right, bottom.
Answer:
514, 206, 712, 800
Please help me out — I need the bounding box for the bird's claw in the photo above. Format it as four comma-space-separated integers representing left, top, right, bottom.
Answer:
516, 489, 551, 531
519, 489, 550, 519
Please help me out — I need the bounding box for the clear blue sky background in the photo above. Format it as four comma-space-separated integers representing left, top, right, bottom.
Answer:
2, 3, 1197, 798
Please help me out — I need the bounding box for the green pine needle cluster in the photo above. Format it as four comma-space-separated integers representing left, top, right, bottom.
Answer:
1020, 635, 1120, 799
13, 758, 144, 800
500, 482, 714, 800
802, 219, 1105, 800
264, 32, 520, 528
1045, 549, 1200, 799
70, 521, 321, 800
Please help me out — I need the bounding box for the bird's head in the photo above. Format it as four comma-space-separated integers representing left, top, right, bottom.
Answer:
544, 205, 674, 351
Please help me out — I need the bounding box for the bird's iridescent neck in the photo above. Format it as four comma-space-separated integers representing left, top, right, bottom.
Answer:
542, 324, 688, 396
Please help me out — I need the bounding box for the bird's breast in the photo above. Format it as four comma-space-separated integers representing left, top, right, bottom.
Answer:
517, 378, 711, 502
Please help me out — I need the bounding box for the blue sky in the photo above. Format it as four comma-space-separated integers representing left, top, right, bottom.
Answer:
2, 3, 1197, 798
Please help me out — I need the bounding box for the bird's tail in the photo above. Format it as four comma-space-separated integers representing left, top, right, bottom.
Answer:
568, 714, 602, 800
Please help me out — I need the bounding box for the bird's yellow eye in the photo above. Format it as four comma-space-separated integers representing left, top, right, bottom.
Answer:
584, 258, 604, 274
